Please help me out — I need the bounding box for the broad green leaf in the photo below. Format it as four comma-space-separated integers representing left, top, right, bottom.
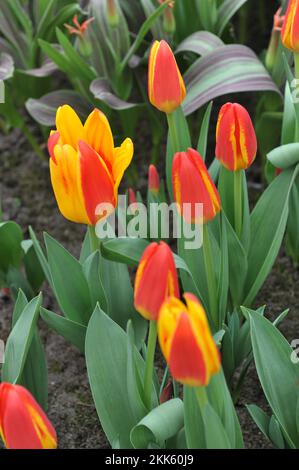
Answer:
44, 233, 92, 325
244, 166, 299, 305
86, 306, 150, 448
2, 294, 42, 384
176, 32, 224, 57
246, 404, 271, 441
0, 221, 23, 273
29, 226, 52, 287
21, 240, 45, 292
40, 307, 86, 353
245, 307, 299, 448
82, 251, 108, 313
184, 387, 206, 449
183, 45, 278, 116
267, 143, 299, 170
130, 399, 184, 449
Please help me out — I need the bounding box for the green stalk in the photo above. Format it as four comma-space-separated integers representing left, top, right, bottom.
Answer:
88, 225, 99, 252
294, 53, 299, 81
202, 224, 218, 330
167, 112, 180, 153
144, 320, 157, 410
195, 386, 208, 409
234, 170, 243, 239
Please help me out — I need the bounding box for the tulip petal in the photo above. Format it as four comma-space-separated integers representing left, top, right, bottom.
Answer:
79, 141, 115, 225
113, 138, 134, 197
51, 144, 90, 224
282, 0, 299, 51
56, 104, 84, 149
169, 313, 208, 386
47, 131, 60, 162
84, 108, 114, 168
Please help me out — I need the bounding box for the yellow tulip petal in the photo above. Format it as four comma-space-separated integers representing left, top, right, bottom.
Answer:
50, 144, 90, 224
84, 109, 114, 167
56, 105, 84, 149
112, 138, 134, 198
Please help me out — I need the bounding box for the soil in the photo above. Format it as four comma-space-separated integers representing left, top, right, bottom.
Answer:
0, 0, 296, 450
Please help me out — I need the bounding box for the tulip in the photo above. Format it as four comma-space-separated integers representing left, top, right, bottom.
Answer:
158, 293, 221, 387
172, 148, 221, 224
107, 0, 119, 27
215, 103, 257, 172
159, 379, 173, 404
281, 0, 299, 53
48, 105, 133, 225
0, 383, 57, 449
265, 8, 285, 71
134, 241, 179, 321
64, 15, 94, 56
148, 164, 160, 194
148, 40, 186, 114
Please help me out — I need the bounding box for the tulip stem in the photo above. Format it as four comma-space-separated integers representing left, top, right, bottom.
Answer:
294, 53, 299, 81
167, 112, 180, 154
144, 320, 157, 410
195, 386, 208, 409
202, 224, 218, 330
234, 170, 243, 239
88, 225, 99, 252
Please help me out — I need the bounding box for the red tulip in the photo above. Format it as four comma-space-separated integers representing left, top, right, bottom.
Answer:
172, 148, 221, 224
134, 242, 179, 321
281, 0, 299, 52
148, 164, 160, 194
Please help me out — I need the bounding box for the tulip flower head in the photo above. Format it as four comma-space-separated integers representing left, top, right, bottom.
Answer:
158, 293, 221, 387
172, 148, 221, 224
148, 40, 186, 114
281, 0, 299, 52
48, 105, 133, 225
0, 383, 57, 449
134, 241, 179, 321
64, 15, 94, 38
215, 103, 257, 171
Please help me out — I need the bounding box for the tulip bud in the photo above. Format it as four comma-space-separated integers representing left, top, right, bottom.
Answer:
0, 383, 57, 449
281, 0, 299, 53
158, 1, 176, 34
172, 148, 221, 224
215, 103, 257, 172
134, 241, 179, 321
148, 40, 186, 114
158, 293, 221, 387
265, 8, 285, 71
107, 0, 119, 27
148, 164, 160, 194
159, 380, 173, 404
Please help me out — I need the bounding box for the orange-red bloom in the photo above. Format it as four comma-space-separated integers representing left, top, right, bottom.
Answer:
148, 164, 160, 194
281, 0, 299, 52
148, 40, 186, 114
134, 242, 179, 321
158, 293, 221, 387
215, 103, 257, 171
0, 383, 57, 449
64, 15, 94, 38
48, 105, 133, 225
172, 148, 221, 224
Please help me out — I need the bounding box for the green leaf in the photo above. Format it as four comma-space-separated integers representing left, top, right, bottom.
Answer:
29, 226, 52, 287
197, 101, 213, 160
130, 399, 184, 449
244, 166, 299, 305
44, 233, 92, 325
86, 306, 150, 448
267, 143, 299, 170
40, 307, 86, 353
0, 221, 23, 273
217, 0, 248, 35
246, 404, 271, 441
176, 32, 224, 57
184, 387, 206, 448
82, 251, 108, 312
245, 307, 299, 448
21, 240, 45, 292
2, 294, 42, 384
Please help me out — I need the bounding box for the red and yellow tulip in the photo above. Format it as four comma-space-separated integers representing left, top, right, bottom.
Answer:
48, 105, 133, 225
215, 103, 257, 171
281, 0, 299, 52
134, 241, 179, 321
158, 293, 221, 387
172, 148, 221, 224
0, 383, 57, 449
148, 40, 186, 114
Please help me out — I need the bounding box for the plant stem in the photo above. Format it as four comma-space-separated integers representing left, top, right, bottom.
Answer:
144, 320, 157, 410
21, 122, 46, 161
195, 386, 208, 409
234, 170, 243, 239
167, 112, 180, 154
88, 225, 99, 252
294, 53, 299, 81
202, 224, 218, 330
